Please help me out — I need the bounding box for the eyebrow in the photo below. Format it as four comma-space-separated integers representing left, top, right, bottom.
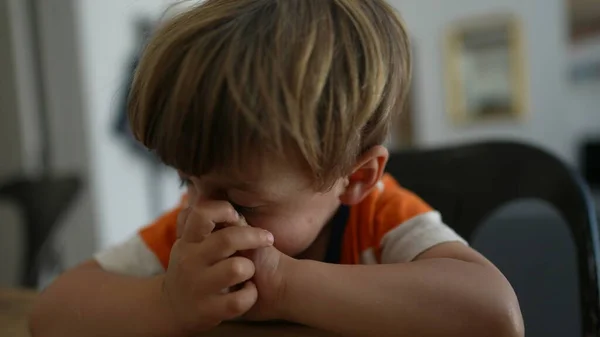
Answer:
227, 183, 281, 201
179, 171, 284, 201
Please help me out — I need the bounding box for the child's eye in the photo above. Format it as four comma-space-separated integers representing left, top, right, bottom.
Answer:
178, 176, 192, 188
231, 202, 258, 214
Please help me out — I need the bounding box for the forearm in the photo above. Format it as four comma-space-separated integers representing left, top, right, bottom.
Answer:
283, 258, 523, 337
29, 261, 182, 337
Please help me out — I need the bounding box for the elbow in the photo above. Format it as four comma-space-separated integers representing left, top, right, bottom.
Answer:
489, 297, 524, 337
463, 264, 524, 337
464, 288, 523, 337
482, 281, 524, 337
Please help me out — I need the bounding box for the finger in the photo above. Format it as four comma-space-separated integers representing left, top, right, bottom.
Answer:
214, 213, 249, 232
176, 207, 192, 239
230, 214, 250, 227
204, 256, 255, 292
182, 201, 240, 242
212, 280, 258, 321
200, 226, 274, 265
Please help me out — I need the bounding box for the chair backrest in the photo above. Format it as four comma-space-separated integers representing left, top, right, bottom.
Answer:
386, 140, 600, 336
0, 176, 80, 287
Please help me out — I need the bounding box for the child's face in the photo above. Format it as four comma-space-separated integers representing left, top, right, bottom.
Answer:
180, 159, 345, 257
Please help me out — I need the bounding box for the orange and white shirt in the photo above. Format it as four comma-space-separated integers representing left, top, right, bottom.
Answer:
95, 174, 467, 276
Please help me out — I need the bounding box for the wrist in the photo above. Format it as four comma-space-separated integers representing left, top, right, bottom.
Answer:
278, 257, 310, 322
150, 275, 192, 337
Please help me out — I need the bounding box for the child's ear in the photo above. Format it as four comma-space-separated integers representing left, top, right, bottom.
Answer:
339, 145, 389, 205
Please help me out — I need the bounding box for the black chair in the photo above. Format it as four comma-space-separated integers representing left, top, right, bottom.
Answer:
386, 140, 600, 337
0, 176, 80, 288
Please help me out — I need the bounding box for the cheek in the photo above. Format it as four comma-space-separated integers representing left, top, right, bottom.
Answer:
245, 189, 342, 255
247, 215, 322, 255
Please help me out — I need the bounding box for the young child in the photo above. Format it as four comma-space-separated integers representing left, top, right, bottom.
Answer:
30, 1, 524, 336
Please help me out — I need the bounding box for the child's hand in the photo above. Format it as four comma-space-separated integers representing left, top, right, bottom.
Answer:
228, 216, 295, 322
240, 244, 294, 321
160, 202, 275, 334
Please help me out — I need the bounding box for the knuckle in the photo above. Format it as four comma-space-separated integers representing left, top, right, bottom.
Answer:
190, 209, 210, 226
221, 203, 239, 220
212, 200, 237, 218
226, 295, 249, 316
218, 231, 236, 250
172, 245, 194, 272
170, 241, 186, 263
227, 258, 249, 279
246, 227, 262, 242
175, 253, 190, 272
171, 239, 183, 253
177, 207, 190, 224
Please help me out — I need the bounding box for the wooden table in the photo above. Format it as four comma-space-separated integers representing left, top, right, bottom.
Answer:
0, 288, 36, 337
0, 288, 336, 336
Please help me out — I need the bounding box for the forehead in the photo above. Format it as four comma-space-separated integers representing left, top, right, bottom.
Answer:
202, 154, 314, 195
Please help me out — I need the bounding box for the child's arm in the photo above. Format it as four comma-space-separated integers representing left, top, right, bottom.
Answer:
281, 242, 523, 337
29, 260, 181, 337
29, 203, 275, 337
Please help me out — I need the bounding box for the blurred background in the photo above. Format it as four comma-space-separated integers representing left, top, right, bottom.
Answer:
0, 0, 599, 335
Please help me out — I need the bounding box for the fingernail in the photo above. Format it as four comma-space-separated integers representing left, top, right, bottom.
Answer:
265, 231, 274, 244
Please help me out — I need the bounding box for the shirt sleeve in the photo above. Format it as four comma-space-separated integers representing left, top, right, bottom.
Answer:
94, 206, 181, 276
374, 175, 467, 264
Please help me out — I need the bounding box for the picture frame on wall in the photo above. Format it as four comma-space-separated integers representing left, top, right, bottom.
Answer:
443, 14, 527, 125
568, 0, 600, 42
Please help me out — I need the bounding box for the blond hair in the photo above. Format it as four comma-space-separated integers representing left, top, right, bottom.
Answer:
128, 0, 411, 190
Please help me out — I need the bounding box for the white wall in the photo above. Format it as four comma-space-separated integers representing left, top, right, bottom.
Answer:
73, 0, 182, 250
391, 0, 587, 164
